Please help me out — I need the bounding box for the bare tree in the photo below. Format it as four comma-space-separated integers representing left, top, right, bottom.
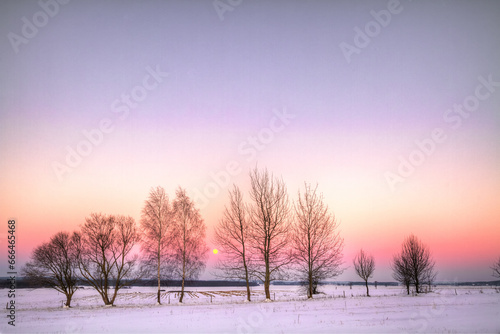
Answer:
248, 168, 292, 300
392, 234, 436, 294
171, 188, 208, 303
214, 185, 254, 301
423, 265, 437, 292
73, 213, 141, 306
140, 186, 174, 304
392, 252, 412, 295
291, 183, 344, 298
22, 232, 78, 307
353, 249, 375, 297
492, 257, 500, 279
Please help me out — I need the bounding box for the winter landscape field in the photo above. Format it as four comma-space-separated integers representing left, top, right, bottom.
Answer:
2, 284, 499, 333
2, 1, 500, 333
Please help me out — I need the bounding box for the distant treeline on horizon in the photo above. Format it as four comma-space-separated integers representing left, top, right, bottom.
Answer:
1, 278, 259, 289
2, 278, 500, 289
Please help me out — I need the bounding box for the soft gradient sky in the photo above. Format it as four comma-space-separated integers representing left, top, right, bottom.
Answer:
1, 0, 499, 282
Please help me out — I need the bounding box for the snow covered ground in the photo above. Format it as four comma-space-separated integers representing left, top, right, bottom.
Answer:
2, 284, 499, 333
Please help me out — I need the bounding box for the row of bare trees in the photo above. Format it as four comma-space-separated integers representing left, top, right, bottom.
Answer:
348, 236, 500, 297
22, 187, 208, 307
214, 168, 344, 300
22, 214, 141, 307
212, 168, 441, 299
23, 167, 498, 306
140, 187, 208, 304
351, 235, 438, 297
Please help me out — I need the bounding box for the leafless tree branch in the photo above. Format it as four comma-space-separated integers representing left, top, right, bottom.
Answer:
213, 185, 254, 301
353, 249, 375, 297
22, 232, 78, 307
248, 167, 292, 300
140, 186, 174, 304
291, 183, 344, 298
392, 234, 436, 295
73, 213, 141, 306
171, 188, 208, 303
492, 257, 500, 279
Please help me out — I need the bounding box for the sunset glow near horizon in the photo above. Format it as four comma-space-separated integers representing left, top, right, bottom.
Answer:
1, 1, 499, 282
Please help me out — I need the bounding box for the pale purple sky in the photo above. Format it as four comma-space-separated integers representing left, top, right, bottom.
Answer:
1, 0, 499, 282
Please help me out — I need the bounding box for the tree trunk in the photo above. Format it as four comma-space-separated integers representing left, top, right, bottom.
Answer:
157, 253, 161, 304
180, 275, 185, 303
65, 294, 72, 307
264, 264, 271, 300
245, 281, 251, 302
180, 247, 186, 303
110, 280, 120, 306
264, 253, 271, 300
264, 237, 271, 300
308, 235, 313, 299
179, 223, 187, 303
365, 280, 370, 297
244, 262, 251, 302
100, 287, 112, 305
110, 292, 117, 306
308, 271, 313, 299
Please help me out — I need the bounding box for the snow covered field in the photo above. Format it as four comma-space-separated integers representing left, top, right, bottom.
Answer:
2, 285, 499, 333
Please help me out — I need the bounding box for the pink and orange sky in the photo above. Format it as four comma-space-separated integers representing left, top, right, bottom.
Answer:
1, 0, 499, 282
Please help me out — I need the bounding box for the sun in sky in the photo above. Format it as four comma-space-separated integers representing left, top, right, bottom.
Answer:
213, 249, 218, 255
